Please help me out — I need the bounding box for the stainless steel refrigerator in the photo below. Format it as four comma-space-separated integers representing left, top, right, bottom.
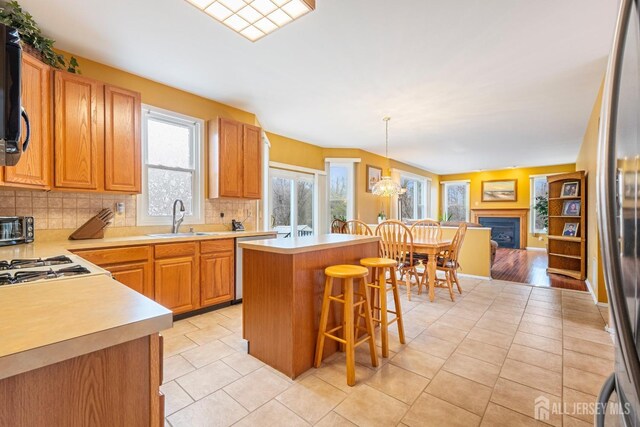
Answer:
597, 0, 640, 425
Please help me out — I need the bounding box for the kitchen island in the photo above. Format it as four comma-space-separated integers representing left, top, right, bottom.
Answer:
239, 234, 380, 379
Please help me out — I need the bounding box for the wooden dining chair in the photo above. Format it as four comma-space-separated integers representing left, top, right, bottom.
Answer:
410, 219, 442, 290
342, 220, 373, 236
375, 220, 421, 299
331, 219, 347, 234
436, 222, 468, 300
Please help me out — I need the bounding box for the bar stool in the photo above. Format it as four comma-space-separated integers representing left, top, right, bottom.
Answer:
360, 258, 406, 358
314, 265, 378, 386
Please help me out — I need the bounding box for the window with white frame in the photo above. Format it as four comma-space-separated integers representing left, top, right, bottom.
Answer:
531, 175, 549, 233
399, 174, 429, 220
442, 181, 470, 221
138, 106, 204, 225
328, 161, 355, 222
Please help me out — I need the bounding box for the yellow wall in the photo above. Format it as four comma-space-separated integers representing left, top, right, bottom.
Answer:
440, 164, 576, 247
266, 132, 325, 171
576, 82, 606, 303
59, 51, 255, 126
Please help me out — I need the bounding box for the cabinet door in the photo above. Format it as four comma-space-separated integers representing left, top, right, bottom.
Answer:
53, 71, 103, 190
242, 124, 262, 199
107, 262, 153, 299
3, 53, 51, 188
154, 256, 198, 314
200, 250, 234, 307
218, 117, 243, 198
104, 85, 141, 193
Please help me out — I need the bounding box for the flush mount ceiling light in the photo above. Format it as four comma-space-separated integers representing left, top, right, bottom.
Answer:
185, 0, 316, 42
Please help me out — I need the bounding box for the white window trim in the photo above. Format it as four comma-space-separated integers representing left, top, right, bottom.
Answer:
265, 163, 324, 236
441, 180, 471, 222
392, 169, 430, 221
326, 159, 359, 222
137, 104, 205, 226
530, 174, 549, 234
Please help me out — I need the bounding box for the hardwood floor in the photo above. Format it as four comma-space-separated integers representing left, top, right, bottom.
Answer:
492, 248, 588, 291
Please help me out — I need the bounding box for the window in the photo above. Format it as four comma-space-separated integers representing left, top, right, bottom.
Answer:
328, 162, 355, 222
269, 168, 316, 238
442, 181, 470, 221
138, 106, 204, 225
531, 175, 549, 233
399, 174, 429, 220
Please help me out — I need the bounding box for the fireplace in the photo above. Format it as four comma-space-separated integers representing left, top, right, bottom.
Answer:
470, 208, 529, 250
478, 217, 520, 248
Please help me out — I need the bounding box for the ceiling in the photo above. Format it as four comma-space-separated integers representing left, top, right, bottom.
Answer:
23, 0, 618, 174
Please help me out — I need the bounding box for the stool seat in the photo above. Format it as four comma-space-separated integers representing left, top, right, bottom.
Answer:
325, 265, 369, 279
360, 258, 397, 268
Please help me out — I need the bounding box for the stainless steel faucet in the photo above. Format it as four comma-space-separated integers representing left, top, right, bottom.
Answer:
171, 199, 185, 234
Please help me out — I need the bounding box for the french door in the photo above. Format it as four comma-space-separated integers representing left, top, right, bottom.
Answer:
268, 168, 315, 239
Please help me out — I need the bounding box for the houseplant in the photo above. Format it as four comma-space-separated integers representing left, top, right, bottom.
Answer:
0, 1, 80, 73
534, 195, 549, 231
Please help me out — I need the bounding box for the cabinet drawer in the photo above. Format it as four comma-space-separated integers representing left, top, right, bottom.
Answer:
201, 239, 234, 254
73, 245, 151, 265
155, 242, 197, 259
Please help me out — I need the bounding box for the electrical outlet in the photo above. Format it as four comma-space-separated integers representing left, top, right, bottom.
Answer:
220, 212, 225, 218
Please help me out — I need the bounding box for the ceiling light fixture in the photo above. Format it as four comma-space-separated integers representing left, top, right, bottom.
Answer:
372, 117, 403, 197
184, 0, 316, 42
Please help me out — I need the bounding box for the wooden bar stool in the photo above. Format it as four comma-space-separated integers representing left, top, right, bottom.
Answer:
360, 258, 406, 358
314, 265, 378, 386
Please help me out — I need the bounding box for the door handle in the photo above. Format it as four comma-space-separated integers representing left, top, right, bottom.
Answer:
21, 108, 30, 152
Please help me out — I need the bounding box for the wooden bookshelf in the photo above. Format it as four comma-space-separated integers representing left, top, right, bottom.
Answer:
546, 171, 587, 280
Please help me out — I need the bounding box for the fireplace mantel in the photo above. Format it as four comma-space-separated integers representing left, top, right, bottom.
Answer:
471, 208, 529, 250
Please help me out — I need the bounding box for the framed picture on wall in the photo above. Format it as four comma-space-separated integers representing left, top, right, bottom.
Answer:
481, 179, 517, 202
366, 165, 382, 193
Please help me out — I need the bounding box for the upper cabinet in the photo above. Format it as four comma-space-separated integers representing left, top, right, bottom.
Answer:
0, 53, 52, 189
104, 85, 141, 192
209, 117, 262, 199
53, 71, 103, 190
53, 71, 141, 193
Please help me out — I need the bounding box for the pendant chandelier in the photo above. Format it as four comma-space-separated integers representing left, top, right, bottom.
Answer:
372, 117, 402, 197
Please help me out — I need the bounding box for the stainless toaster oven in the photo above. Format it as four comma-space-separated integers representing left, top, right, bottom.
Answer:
0, 216, 34, 246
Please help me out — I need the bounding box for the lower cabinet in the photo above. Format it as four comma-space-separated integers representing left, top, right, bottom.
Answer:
200, 239, 235, 307
106, 262, 153, 299
74, 238, 236, 315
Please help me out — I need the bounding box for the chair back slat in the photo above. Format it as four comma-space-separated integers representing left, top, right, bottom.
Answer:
342, 220, 373, 236
331, 219, 347, 234
448, 223, 468, 264
375, 220, 414, 266
410, 219, 442, 241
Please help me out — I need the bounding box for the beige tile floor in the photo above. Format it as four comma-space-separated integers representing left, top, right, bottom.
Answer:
161, 278, 617, 427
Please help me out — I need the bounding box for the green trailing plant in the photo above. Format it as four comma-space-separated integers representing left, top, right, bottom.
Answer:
332, 214, 347, 222
0, 1, 80, 73
534, 195, 549, 230
439, 212, 453, 222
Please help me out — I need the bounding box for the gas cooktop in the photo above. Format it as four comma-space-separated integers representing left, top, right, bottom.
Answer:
0, 255, 110, 287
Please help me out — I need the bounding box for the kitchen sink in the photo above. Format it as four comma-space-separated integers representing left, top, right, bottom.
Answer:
146, 232, 224, 238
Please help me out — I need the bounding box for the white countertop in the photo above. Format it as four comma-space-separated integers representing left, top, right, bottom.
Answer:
238, 233, 380, 254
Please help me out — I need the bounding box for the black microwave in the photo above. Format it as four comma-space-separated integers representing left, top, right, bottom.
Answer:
0, 216, 34, 246
0, 23, 30, 167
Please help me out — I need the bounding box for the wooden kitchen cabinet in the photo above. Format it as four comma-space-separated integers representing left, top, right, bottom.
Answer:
104, 85, 141, 192
53, 71, 103, 191
200, 239, 235, 307
210, 117, 262, 199
154, 242, 199, 314
52, 71, 141, 194
0, 53, 52, 189
71, 245, 154, 298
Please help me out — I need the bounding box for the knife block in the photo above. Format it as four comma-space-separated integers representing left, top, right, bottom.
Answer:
69, 210, 113, 240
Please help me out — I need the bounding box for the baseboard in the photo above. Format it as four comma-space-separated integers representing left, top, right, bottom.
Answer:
458, 273, 492, 281
525, 247, 546, 252
584, 279, 598, 304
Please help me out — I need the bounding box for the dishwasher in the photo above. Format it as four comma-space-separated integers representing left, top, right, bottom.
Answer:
234, 234, 275, 304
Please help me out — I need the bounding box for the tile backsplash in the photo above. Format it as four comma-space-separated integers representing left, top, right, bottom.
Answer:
0, 190, 257, 231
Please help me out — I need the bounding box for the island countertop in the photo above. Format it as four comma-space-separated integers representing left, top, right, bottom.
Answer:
238, 233, 380, 254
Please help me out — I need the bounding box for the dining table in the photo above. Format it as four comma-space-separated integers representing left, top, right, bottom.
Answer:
412, 237, 453, 302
